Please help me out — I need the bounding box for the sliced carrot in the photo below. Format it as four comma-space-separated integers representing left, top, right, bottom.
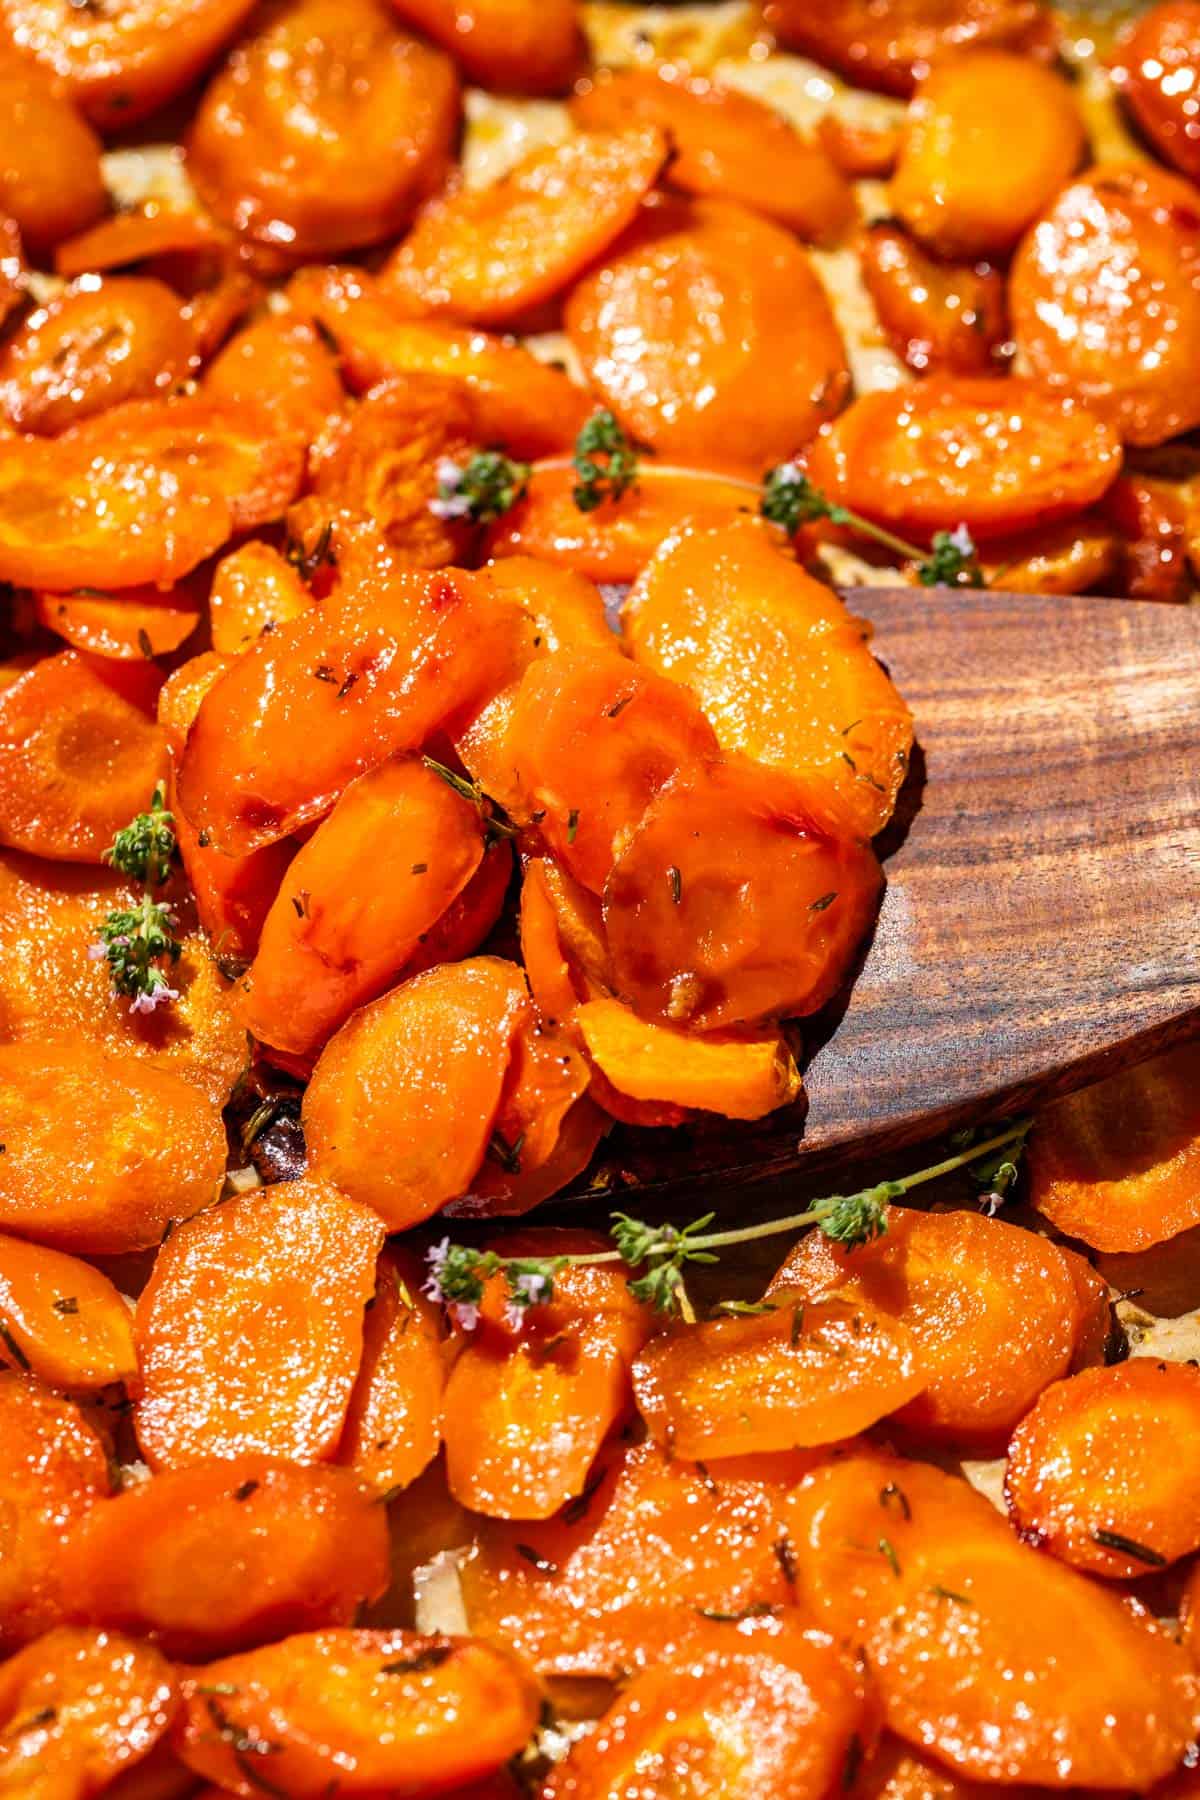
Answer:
107, 1740, 198, 1800
806, 378, 1123, 542
443, 1232, 651, 1519
859, 222, 1009, 377
979, 516, 1120, 596
288, 265, 589, 457
203, 313, 345, 441
460, 1437, 822, 1678
134, 1176, 383, 1471
303, 958, 532, 1229
54, 206, 230, 285
173, 798, 294, 979
177, 564, 527, 856
236, 756, 485, 1056
387, 0, 582, 94
485, 464, 757, 582
544, 1620, 867, 1800
157, 653, 228, 758
0, 1374, 111, 1650
506, 649, 719, 893
1027, 1043, 1200, 1251
565, 196, 849, 477
769, 0, 1053, 96
449, 1096, 608, 1220
1116, 1, 1200, 182
0, 1040, 226, 1255
0, 651, 166, 863
400, 837, 514, 980
456, 1017, 594, 1214
576, 998, 801, 1122
572, 67, 854, 243
37, 588, 202, 663
0, 1232, 136, 1390
0, 1627, 178, 1797
0, 278, 195, 437
605, 758, 882, 1030
208, 542, 313, 660
769, 1207, 1084, 1450
63, 1458, 389, 1658
1006, 1361, 1200, 1578
382, 129, 668, 327
187, 0, 460, 265
786, 1448, 1199, 1788
337, 1247, 446, 1499
0, 45, 105, 255
1057, 1242, 1112, 1369
624, 514, 914, 839
846, 1736, 995, 1800
1103, 473, 1192, 603
818, 114, 901, 178
519, 856, 585, 1025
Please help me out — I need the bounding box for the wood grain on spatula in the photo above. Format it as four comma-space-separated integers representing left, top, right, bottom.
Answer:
578, 588, 1200, 1200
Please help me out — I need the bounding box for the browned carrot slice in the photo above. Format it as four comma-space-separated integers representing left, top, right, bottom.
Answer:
208, 542, 313, 659
134, 1177, 383, 1470
54, 206, 230, 283
456, 1017, 594, 1215
36, 588, 202, 664
0, 1233, 135, 1390
859, 221, 1009, 377
575, 998, 801, 1122
202, 313, 345, 439
338, 1247, 447, 1499
388, 0, 582, 94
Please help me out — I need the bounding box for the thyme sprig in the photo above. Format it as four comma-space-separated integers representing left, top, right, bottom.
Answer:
430, 451, 531, 524
424, 1116, 1031, 1327
761, 463, 985, 589
103, 781, 176, 886
573, 410, 640, 512
93, 785, 183, 1012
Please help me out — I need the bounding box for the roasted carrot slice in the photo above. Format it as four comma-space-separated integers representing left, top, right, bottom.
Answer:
769, 1207, 1084, 1450
769, 0, 1053, 96
0, 1233, 136, 1390
0, 651, 166, 862
173, 800, 294, 980
174, 1630, 541, 1798
1006, 1360, 1200, 1578
890, 51, 1084, 259
1115, 1, 1200, 181
450, 1096, 608, 1220
304, 958, 532, 1229
208, 543, 313, 660
859, 222, 1009, 377
818, 114, 901, 179
0, 46, 105, 255
0, 1627, 178, 1797
157, 654, 228, 758
54, 206, 230, 285
203, 313, 345, 440
624, 514, 915, 839
485, 464, 757, 582
37, 588, 202, 664
401, 837, 514, 979
1027, 1043, 1200, 1251
786, 1449, 1199, 1788
1103, 473, 1192, 603
182, 270, 260, 363
0, 214, 26, 333
455, 1016, 594, 1215
442, 1232, 651, 1518
187, 0, 459, 264
178, 564, 526, 856
388, 0, 582, 94
575, 998, 801, 1122
382, 129, 668, 327
1010, 164, 1200, 447
135, 1177, 382, 1471
338, 1247, 446, 1499
1057, 1242, 1112, 1370
506, 650, 719, 894
806, 378, 1122, 542
572, 67, 854, 243
289, 265, 589, 457
543, 1620, 867, 1800
64, 1458, 389, 1658
519, 857, 586, 1025
565, 197, 849, 477
0, 1374, 111, 1651
236, 756, 485, 1057
980, 516, 1120, 597
605, 758, 882, 1031
460, 1438, 821, 1678
846, 1735, 995, 1800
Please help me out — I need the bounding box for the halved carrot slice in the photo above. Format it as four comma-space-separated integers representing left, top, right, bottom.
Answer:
208, 542, 313, 660
37, 588, 202, 663
203, 312, 345, 439
1006, 1360, 1200, 1578
1027, 1043, 1200, 1251
400, 837, 513, 981
519, 856, 584, 1026
173, 1630, 542, 1799
236, 756, 485, 1057
572, 67, 854, 243
54, 206, 230, 283
1057, 1241, 1112, 1369
575, 997, 801, 1122
134, 1177, 383, 1470
382, 128, 669, 327
0, 651, 166, 861
303, 958, 532, 1230
0, 1233, 135, 1390
388, 0, 582, 94
860, 221, 1009, 377
769, 1207, 1083, 1450
456, 1016, 594, 1215
63, 1458, 389, 1659
338, 1247, 446, 1499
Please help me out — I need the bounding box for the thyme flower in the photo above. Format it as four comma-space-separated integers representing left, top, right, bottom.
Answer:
761, 464, 985, 589
430, 452, 531, 523
93, 893, 182, 1011
572, 411, 640, 512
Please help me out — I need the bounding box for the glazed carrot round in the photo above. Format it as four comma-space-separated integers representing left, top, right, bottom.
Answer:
624, 514, 915, 840
604, 758, 883, 1031
0, 48, 105, 255
1103, 473, 1192, 603
769, 0, 1053, 95
382, 128, 669, 327
157, 653, 228, 758
477, 556, 612, 660
388, 0, 582, 94
571, 67, 855, 243
174, 795, 295, 979
303, 957, 533, 1229
236, 756, 485, 1057
36, 589, 202, 664
769, 1207, 1084, 1449
63, 1458, 389, 1658
134, 1177, 382, 1471
519, 857, 587, 1025
181, 268, 260, 363
0, 1232, 136, 1391
859, 222, 1009, 377
203, 313, 345, 440
174, 1629, 542, 1798
401, 837, 514, 981
1114, 1, 1200, 181
805, 379, 1123, 541
979, 516, 1120, 597
1057, 1241, 1112, 1370
456, 1016, 594, 1216
0, 651, 166, 862
1027, 1042, 1200, 1251
1006, 1361, 1200, 1578
54, 205, 231, 284
634, 1293, 924, 1460
575, 998, 802, 1122
337, 1247, 446, 1498
0, 1374, 111, 1651
818, 114, 901, 179
187, 0, 460, 264
565, 197, 850, 478
208, 543, 313, 660
1011, 164, 1200, 447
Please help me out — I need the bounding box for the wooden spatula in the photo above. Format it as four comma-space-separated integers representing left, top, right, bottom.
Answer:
576, 586, 1200, 1201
